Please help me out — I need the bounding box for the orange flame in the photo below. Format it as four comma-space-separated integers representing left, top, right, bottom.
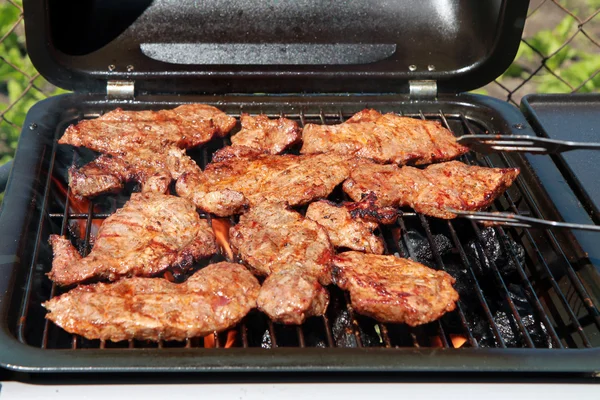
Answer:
211, 218, 234, 261
163, 271, 176, 282
51, 176, 101, 238
450, 334, 467, 348
430, 335, 467, 348
204, 330, 237, 348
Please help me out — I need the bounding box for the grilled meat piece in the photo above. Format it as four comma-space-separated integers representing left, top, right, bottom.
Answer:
176, 153, 357, 216
333, 252, 459, 326
306, 195, 397, 254
44, 262, 260, 342
230, 202, 333, 284
212, 114, 301, 162
60, 104, 236, 198
48, 192, 218, 286
301, 109, 468, 165
230, 203, 333, 324
257, 269, 330, 325
343, 160, 520, 219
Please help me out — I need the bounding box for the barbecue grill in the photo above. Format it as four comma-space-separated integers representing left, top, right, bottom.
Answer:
2, 0, 600, 375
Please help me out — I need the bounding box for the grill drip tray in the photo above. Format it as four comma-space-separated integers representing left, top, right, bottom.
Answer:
521, 94, 600, 222
2, 93, 600, 372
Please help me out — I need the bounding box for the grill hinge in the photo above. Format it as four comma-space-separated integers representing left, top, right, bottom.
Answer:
107, 80, 135, 100
409, 80, 437, 100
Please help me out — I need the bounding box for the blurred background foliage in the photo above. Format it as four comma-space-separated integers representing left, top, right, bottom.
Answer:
0, 0, 598, 179
0, 0, 66, 168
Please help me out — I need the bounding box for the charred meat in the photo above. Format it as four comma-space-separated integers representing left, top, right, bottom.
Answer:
60, 104, 236, 197
44, 262, 260, 342
306, 195, 397, 254
343, 160, 520, 219
176, 153, 357, 217
230, 202, 333, 324
48, 192, 217, 286
212, 114, 301, 162
333, 251, 459, 326
301, 109, 468, 165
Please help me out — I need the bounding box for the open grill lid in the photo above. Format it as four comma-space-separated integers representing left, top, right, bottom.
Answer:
23, 0, 528, 95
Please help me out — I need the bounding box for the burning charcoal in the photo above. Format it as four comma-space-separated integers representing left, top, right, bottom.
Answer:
261, 330, 272, 349
493, 310, 517, 346
466, 228, 502, 275
305, 335, 327, 348
490, 285, 551, 348
465, 309, 495, 348
332, 310, 359, 348
398, 229, 453, 267
508, 284, 552, 348
357, 320, 383, 347
465, 227, 524, 278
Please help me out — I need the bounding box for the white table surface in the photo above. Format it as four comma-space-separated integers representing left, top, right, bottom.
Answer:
1, 382, 598, 399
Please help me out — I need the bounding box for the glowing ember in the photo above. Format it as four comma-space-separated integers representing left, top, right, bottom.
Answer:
430, 335, 467, 348
204, 330, 237, 348
51, 176, 101, 238
225, 330, 237, 348
163, 271, 176, 282
450, 334, 467, 348
211, 218, 234, 261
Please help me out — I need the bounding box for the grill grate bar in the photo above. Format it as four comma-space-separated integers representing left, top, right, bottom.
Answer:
459, 113, 598, 345
393, 215, 448, 348
18, 134, 63, 345
267, 320, 278, 348
450, 114, 538, 347
446, 222, 507, 348
469, 221, 536, 347
72, 201, 96, 349
343, 292, 364, 348
49, 213, 111, 219
241, 319, 249, 348
476, 173, 570, 347
321, 315, 335, 347
409, 111, 478, 347
41, 171, 74, 349
494, 147, 600, 334
296, 326, 306, 347
378, 324, 392, 348
22, 105, 600, 353
417, 215, 478, 347
446, 112, 561, 347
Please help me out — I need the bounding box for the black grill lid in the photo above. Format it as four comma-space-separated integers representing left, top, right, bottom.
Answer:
23, 0, 528, 94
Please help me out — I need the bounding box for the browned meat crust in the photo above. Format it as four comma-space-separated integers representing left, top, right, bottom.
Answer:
176, 153, 357, 217
306, 195, 397, 254
48, 192, 217, 286
343, 160, 520, 219
43, 262, 260, 342
212, 114, 301, 162
230, 203, 333, 324
230, 203, 333, 285
60, 104, 236, 198
301, 109, 468, 165
257, 270, 329, 325
333, 252, 459, 326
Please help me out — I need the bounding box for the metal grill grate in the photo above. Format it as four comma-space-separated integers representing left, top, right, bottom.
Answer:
15, 105, 600, 351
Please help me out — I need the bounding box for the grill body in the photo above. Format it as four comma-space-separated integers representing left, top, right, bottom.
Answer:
1, 93, 599, 373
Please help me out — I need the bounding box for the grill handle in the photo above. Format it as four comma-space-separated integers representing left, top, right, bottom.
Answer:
457, 135, 600, 154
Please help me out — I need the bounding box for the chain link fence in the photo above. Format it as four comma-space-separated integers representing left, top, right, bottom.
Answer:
0, 0, 599, 167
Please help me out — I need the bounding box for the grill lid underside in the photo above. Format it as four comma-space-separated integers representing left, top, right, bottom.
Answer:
24, 0, 528, 94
